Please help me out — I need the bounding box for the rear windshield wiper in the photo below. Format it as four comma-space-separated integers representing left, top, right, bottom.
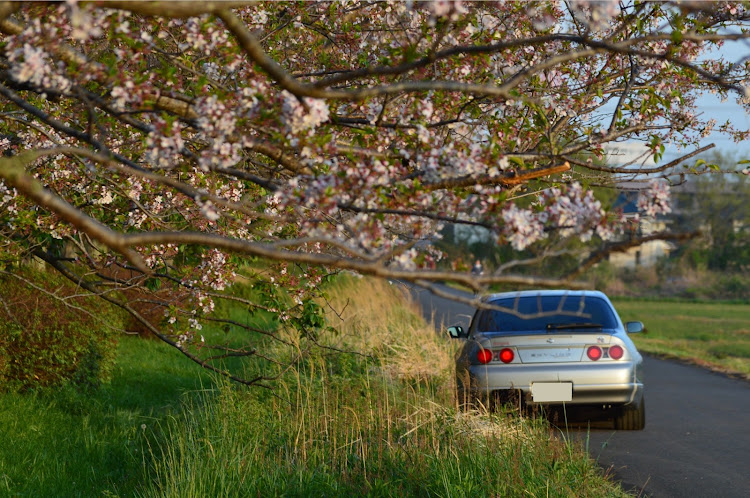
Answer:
546, 323, 603, 331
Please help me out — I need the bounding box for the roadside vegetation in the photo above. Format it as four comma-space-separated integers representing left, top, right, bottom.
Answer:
0, 272, 628, 497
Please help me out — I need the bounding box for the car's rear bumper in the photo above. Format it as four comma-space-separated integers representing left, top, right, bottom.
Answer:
463, 361, 643, 406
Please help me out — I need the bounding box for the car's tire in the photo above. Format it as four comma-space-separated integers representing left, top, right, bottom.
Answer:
614, 397, 645, 430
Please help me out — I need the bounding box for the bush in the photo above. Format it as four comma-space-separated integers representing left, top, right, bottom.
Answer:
96, 265, 191, 337
0, 266, 123, 392
714, 274, 750, 300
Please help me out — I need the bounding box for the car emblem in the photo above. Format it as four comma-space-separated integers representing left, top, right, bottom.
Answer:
546, 338, 555, 343
597, 336, 605, 343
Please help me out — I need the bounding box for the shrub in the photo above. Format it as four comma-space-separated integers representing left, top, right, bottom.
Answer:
0, 266, 123, 392
96, 265, 191, 337
714, 274, 750, 300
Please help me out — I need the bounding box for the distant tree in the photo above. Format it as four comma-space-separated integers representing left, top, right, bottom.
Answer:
671, 152, 750, 271
2, 1, 750, 383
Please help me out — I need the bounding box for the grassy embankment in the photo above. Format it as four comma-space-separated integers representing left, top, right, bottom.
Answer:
0, 276, 627, 497
613, 298, 750, 380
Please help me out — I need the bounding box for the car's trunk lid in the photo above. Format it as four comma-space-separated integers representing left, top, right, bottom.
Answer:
489, 332, 613, 363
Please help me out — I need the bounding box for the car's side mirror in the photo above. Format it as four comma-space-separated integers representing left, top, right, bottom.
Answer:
626, 321, 644, 334
446, 325, 467, 339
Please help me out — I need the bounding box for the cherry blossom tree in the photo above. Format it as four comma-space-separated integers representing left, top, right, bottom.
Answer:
2, 1, 750, 384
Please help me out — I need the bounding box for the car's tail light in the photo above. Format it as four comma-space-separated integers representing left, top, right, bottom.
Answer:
587, 346, 603, 361
499, 348, 514, 364
608, 345, 624, 360
477, 348, 493, 364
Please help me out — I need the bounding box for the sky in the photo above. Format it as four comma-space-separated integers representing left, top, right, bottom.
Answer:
606, 92, 750, 168
607, 38, 750, 169
688, 28, 750, 162
688, 92, 750, 159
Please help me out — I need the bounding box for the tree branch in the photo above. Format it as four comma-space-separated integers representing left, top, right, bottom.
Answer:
567, 231, 701, 280
565, 143, 716, 175
0, 150, 148, 271
34, 249, 277, 388
98, 1, 252, 18
425, 162, 571, 190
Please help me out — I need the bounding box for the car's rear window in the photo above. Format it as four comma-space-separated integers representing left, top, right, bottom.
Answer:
476, 295, 618, 333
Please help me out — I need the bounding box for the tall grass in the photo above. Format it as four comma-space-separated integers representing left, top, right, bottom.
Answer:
142, 277, 627, 497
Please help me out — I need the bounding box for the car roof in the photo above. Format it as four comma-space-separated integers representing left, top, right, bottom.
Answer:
481, 289, 609, 302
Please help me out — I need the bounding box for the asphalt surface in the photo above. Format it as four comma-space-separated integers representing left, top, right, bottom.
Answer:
404, 282, 750, 498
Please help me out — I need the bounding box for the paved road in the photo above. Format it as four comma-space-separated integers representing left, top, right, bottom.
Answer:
404, 283, 750, 498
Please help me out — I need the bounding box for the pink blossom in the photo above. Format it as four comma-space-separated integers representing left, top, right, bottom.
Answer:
637, 180, 672, 217
428, 0, 468, 21
145, 118, 185, 169
198, 199, 221, 222
110, 81, 135, 109
501, 204, 546, 250
69, 4, 103, 41
281, 91, 330, 134
9, 43, 71, 93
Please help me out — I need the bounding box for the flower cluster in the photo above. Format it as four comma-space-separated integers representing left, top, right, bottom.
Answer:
69, 2, 104, 41
110, 81, 136, 110
540, 183, 610, 241
194, 95, 242, 171
144, 118, 185, 169
281, 91, 330, 135
501, 204, 546, 251
425, 0, 469, 22
7, 43, 72, 95
637, 180, 672, 217
500, 183, 617, 251
571, 0, 621, 32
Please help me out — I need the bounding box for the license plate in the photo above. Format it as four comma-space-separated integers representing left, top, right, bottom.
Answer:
531, 382, 573, 402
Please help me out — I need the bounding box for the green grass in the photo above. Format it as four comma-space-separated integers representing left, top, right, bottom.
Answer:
0, 337, 209, 497
613, 299, 750, 379
0, 277, 629, 497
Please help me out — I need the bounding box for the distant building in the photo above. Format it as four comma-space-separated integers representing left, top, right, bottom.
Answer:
453, 224, 491, 245
608, 183, 673, 269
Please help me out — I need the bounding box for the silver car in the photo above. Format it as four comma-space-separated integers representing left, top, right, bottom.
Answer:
447, 290, 645, 430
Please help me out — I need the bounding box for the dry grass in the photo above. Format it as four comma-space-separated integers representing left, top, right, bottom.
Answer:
320, 276, 455, 382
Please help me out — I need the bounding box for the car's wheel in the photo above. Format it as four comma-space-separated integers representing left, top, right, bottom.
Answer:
614, 397, 645, 430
